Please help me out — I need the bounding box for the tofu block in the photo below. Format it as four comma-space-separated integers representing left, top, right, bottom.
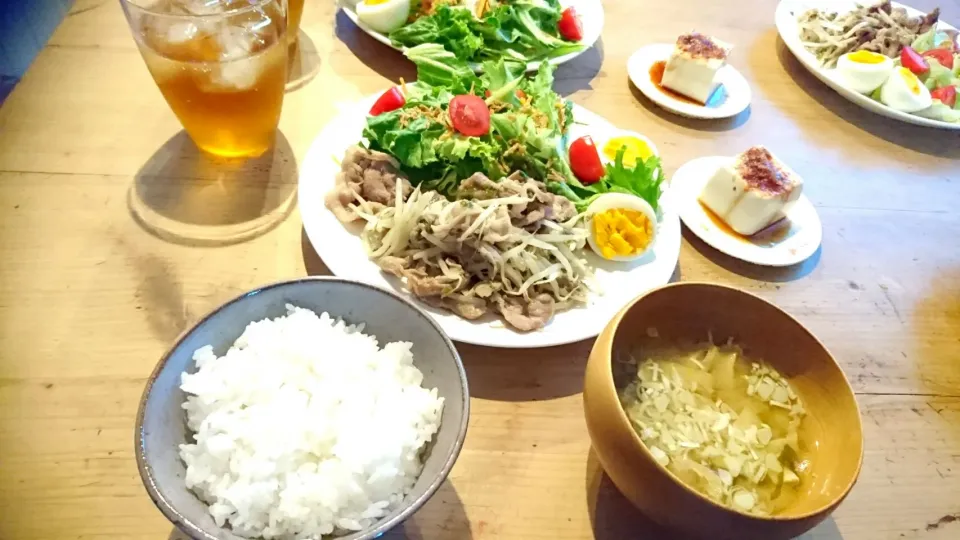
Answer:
661, 33, 732, 104
699, 146, 803, 236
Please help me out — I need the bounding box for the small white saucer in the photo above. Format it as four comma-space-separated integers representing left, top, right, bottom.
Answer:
669, 156, 822, 267
627, 44, 752, 120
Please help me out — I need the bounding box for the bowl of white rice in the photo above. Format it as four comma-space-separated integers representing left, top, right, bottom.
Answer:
135, 277, 469, 540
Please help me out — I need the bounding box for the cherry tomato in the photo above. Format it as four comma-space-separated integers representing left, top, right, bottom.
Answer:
901, 46, 930, 75
449, 95, 491, 136
931, 85, 957, 107
557, 7, 583, 42
569, 136, 605, 184
922, 48, 955, 69
369, 87, 406, 116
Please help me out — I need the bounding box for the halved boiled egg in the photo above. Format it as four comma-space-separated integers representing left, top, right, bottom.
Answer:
586, 193, 658, 262
880, 67, 932, 113
596, 130, 660, 167
356, 0, 411, 34
836, 50, 894, 94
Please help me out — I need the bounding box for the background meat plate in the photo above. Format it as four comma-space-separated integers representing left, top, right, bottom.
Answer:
776, 0, 960, 130
299, 96, 682, 348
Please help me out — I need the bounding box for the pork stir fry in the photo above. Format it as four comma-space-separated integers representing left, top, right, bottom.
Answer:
325, 146, 412, 223
328, 146, 592, 332
798, 1, 940, 67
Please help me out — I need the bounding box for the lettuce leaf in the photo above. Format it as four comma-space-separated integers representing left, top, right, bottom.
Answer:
917, 101, 960, 122
389, 6, 483, 61
524, 62, 572, 134
488, 112, 560, 179
924, 58, 960, 90
912, 28, 938, 52
480, 59, 526, 102
603, 148, 665, 211
364, 111, 498, 190
911, 28, 958, 52
403, 44, 479, 93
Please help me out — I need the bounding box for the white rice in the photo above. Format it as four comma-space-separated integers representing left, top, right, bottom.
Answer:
178, 305, 444, 539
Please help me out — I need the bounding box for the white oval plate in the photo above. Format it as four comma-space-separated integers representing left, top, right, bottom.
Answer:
669, 156, 821, 267
299, 98, 681, 348
775, 0, 960, 130
627, 43, 752, 120
339, 0, 604, 73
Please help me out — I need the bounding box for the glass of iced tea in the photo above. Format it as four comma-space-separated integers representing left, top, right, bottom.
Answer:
120, 0, 288, 158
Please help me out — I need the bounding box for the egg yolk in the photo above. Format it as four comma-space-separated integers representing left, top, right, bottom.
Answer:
593, 208, 653, 259
603, 137, 653, 167
896, 67, 922, 95
365, 0, 391, 4
847, 50, 887, 64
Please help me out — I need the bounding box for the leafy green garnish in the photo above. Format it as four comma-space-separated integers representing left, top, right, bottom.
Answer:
602, 147, 665, 211
551, 146, 665, 213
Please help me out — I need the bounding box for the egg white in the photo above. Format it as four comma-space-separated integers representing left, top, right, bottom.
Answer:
356, 0, 411, 34
585, 193, 659, 262
836, 53, 894, 94
880, 67, 932, 113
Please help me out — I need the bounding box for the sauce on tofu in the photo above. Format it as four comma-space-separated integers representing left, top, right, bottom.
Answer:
699, 201, 793, 246
649, 61, 728, 107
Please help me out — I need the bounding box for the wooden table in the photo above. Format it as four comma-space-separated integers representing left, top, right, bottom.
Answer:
2, 0, 959, 538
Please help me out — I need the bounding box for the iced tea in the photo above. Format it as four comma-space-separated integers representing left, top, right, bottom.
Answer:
288, 0, 305, 43
123, 0, 288, 158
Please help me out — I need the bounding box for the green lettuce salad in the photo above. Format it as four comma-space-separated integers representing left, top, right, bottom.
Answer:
365, 44, 574, 193
362, 45, 663, 213
389, 0, 583, 65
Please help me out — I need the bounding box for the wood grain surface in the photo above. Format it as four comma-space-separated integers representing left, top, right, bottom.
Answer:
1, 0, 959, 539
